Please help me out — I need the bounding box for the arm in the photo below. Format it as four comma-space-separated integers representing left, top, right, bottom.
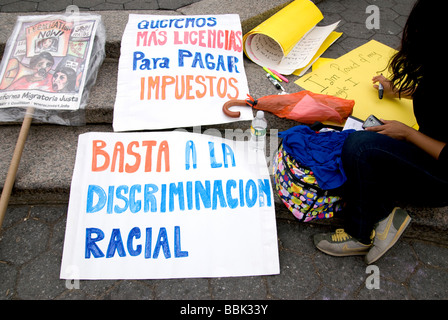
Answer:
366, 120, 447, 160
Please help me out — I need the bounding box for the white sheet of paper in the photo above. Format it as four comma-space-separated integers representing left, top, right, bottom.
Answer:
245, 21, 339, 75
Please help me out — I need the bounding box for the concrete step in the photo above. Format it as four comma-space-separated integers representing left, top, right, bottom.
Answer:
0, 0, 298, 59
0, 0, 447, 241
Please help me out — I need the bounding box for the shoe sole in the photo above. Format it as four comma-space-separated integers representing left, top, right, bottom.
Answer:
315, 246, 370, 257
365, 215, 411, 264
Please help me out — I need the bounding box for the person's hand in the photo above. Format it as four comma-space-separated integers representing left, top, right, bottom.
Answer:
372, 74, 397, 98
365, 119, 413, 141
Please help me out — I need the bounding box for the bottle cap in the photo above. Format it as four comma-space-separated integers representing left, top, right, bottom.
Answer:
256, 110, 264, 118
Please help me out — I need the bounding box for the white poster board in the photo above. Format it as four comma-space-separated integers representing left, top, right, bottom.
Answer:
60, 131, 279, 280
112, 14, 253, 131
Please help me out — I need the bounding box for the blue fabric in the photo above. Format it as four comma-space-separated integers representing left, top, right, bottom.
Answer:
279, 125, 355, 190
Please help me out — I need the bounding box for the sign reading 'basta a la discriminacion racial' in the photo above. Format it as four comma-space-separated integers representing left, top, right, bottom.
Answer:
112, 14, 253, 131
60, 131, 279, 280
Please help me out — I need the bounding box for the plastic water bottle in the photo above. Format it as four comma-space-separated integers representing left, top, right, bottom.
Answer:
250, 111, 267, 151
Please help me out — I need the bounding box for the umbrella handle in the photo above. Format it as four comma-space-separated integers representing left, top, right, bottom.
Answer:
222, 99, 249, 118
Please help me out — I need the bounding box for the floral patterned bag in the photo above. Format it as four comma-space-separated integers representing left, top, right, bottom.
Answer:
273, 143, 343, 222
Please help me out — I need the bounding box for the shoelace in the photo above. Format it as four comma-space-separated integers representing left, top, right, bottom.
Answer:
331, 229, 376, 244
331, 229, 351, 242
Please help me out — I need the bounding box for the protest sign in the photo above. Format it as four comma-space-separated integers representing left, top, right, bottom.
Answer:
295, 40, 417, 127
112, 14, 252, 131
0, 14, 102, 111
60, 131, 279, 279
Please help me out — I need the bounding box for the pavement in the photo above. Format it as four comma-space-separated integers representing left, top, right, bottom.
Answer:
1, 0, 448, 305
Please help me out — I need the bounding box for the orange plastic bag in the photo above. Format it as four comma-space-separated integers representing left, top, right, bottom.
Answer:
223, 91, 355, 124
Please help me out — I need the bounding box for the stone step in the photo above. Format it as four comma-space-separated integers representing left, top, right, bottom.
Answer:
0, 0, 299, 59
1, 0, 447, 241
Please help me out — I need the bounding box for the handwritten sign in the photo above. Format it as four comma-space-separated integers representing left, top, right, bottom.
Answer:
113, 14, 252, 131
0, 15, 101, 110
295, 40, 416, 126
60, 131, 279, 279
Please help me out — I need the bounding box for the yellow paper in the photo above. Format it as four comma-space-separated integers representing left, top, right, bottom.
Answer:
243, 0, 340, 75
244, 0, 322, 56
312, 58, 334, 71
295, 40, 417, 127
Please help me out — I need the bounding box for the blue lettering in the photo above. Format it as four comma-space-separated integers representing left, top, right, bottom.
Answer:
174, 18, 184, 28
178, 49, 192, 67
85, 227, 188, 260
153, 227, 171, 259
127, 227, 142, 256
185, 140, 197, 170
226, 179, 238, 209
222, 143, 235, 168
115, 185, 129, 213
185, 17, 195, 28
144, 183, 158, 212
133, 51, 145, 70
192, 52, 205, 69
86, 185, 106, 213
246, 179, 257, 208
207, 17, 217, 27
161, 184, 167, 213
212, 180, 227, 210
145, 227, 152, 258
258, 179, 272, 207
196, 17, 206, 27
208, 141, 222, 168
106, 228, 126, 258
169, 182, 185, 212
133, 51, 170, 70
174, 226, 188, 258
129, 185, 141, 213
85, 228, 105, 258
107, 186, 114, 213
205, 53, 215, 69
138, 20, 149, 29
195, 180, 211, 210
239, 179, 245, 207
227, 56, 240, 73
216, 55, 226, 72
186, 181, 193, 210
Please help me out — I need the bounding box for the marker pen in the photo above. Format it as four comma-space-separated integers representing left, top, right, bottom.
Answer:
266, 73, 285, 91
378, 82, 384, 99
263, 67, 282, 82
268, 67, 289, 83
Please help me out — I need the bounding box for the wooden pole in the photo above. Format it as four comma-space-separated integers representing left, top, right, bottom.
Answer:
0, 107, 34, 230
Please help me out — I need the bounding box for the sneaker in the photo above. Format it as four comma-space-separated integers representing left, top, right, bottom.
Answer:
365, 207, 411, 264
314, 228, 372, 257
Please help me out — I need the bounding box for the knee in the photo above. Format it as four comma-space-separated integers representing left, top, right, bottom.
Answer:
341, 131, 380, 167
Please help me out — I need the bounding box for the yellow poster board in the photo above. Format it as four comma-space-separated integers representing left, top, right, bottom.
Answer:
295, 40, 417, 127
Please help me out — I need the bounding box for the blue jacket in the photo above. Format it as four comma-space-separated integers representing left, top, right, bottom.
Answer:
279, 125, 355, 190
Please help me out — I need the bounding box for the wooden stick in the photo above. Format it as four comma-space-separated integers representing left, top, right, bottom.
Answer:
0, 107, 35, 230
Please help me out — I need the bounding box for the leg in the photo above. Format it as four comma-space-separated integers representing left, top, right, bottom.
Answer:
341, 131, 448, 243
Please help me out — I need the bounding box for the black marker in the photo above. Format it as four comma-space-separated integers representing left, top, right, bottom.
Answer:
378, 82, 384, 99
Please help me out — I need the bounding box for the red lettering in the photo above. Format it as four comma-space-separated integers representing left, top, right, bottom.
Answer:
125, 141, 141, 173
92, 140, 109, 172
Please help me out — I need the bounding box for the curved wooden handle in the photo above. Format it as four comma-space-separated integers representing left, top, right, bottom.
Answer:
222, 99, 249, 118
